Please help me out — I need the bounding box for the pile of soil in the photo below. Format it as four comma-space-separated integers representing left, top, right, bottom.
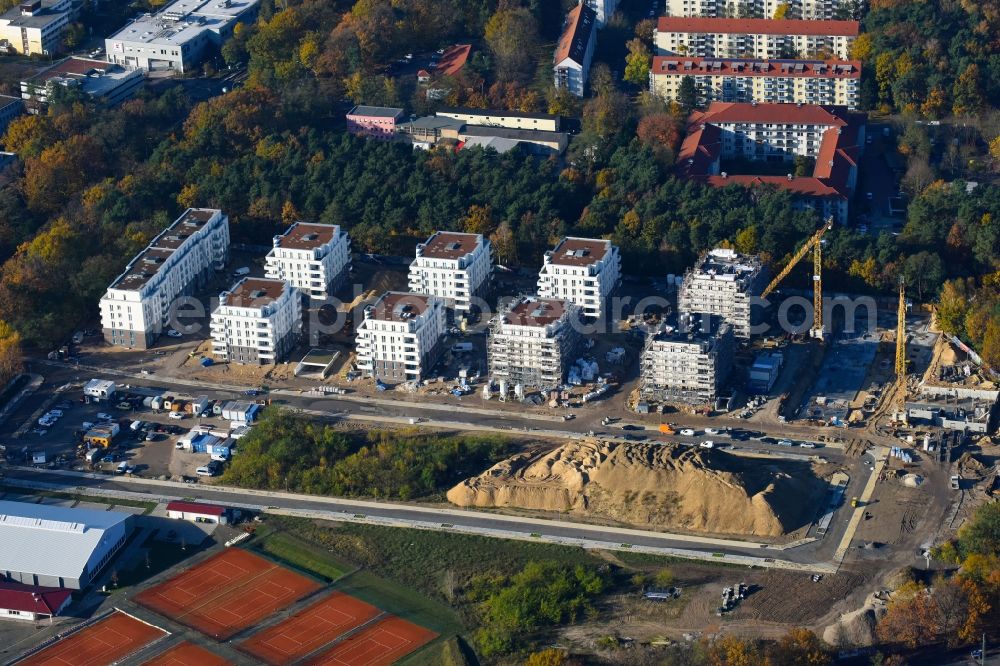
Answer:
447, 440, 824, 537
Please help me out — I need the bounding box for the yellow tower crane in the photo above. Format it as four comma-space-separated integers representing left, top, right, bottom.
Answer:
894, 279, 908, 422
760, 218, 833, 340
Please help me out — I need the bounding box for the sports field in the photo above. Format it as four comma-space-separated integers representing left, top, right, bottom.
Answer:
301, 616, 438, 666
239, 592, 381, 665
18, 611, 166, 666
135, 548, 320, 640
140, 641, 229, 666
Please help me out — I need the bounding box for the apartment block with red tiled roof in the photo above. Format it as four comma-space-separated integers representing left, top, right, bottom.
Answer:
666, 0, 852, 21
265, 221, 351, 300
408, 231, 492, 313
677, 101, 866, 226
537, 237, 621, 320
553, 4, 597, 97
650, 57, 860, 109
655, 17, 859, 60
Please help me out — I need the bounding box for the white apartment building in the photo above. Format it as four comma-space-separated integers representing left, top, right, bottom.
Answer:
436, 107, 560, 132
677, 249, 766, 338
666, 0, 852, 20
100, 209, 229, 350
650, 57, 860, 108
355, 292, 446, 384
408, 231, 492, 313
210, 278, 301, 365
640, 316, 734, 404
106, 0, 260, 73
0, 0, 74, 56
655, 17, 858, 60
537, 237, 620, 320
488, 297, 582, 389
582, 0, 618, 27
553, 3, 596, 98
265, 221, 351, 301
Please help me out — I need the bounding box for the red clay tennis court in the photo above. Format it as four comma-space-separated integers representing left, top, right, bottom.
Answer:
140, 641, 230, 666
135, 548, 320, 640
239, 592, 381, 665
302, 616, 438, 666
17, 610, 166, 666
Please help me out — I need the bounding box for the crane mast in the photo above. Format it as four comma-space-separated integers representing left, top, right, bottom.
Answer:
760, 218, 833, 340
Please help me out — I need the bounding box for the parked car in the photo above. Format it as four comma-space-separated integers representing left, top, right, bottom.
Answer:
168, 411, 185, 420
777, 439, 794, 447
96, 412, 113, 421
47, 409, 63, 417
130, 420, 145, 432
680, 428, 697, 436
196, 466, 214, 476
166, 329, 183, 338
699, 440, 715, 449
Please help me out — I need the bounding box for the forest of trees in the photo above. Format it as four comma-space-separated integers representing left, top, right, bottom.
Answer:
220, 408, 514, 499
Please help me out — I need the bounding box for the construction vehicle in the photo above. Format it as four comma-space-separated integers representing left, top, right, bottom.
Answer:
761, 218, 833, 340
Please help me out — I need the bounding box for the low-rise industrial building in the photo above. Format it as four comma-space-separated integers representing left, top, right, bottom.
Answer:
83, 379, 116, 401
655, 17, 859, 60
0, 581, 72, 621
265, 221, 351, 300
553, 3, 597, 97
537, 237, 621, 320
487, 297, 582, 390
355, 292, 447, 384
397, 112, 569, 155
100, 208, 230, 349
210, 278, 302, 365
166, 501, 228, 524
106, 0, 260, 73
436, 107, 561, 132
345, 105, 404, 139
650, 57, 860, 108
21, 58, 143, 113
0, 0, 74, 56
640, 317, 734, 404
0, 501, 131, 589
408, 231, 492, 314
678, 248, 767, 339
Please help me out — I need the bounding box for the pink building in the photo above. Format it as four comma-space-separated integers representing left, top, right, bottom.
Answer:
346, 105, 404, 140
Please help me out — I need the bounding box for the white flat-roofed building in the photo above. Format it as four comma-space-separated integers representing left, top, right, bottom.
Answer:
100, 208, 229, 350
106, 0, 260, 73
640, 316, 734, 404
21, 57, 143, 113
408, 231, 492, 313
0, 0, 74, 56
488, 296, 582, 389
355, 292, 446, 384
537, 237, 620, 320
650, 57, 860, 108
666, 0, 852, 20
677, 248, 767, 338
436, 107, 561, 132
265, 221, 351, 301
655, 17, 858, 60
0, 500, 131, 589
210, 277, 301, 365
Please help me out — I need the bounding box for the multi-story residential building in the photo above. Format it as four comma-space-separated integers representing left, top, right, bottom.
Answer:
345, 105, 403, 140
655, 17, 859, 60
355, 292, 447, 383
0, 94, 24, 136
537, 237, 620, 320
436, 107, 561, 132
677, 248, 767, 339
265, 221, 351, 301
640, 316, 734, 404
676, 102, 866, 224
650, 57, 860, 108
210, 278, 301, 365
487, 297, 582, 390
106, 0, 260, 73
582, 0, 618, 27
20, 57, 143, 113
408, 231, 492, 314
666, 0, 853, 20
100, 209, 229, 349
0, 0, 74, 56
553, 3, 597, 98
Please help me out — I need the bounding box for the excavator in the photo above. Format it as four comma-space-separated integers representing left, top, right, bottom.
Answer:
761, 218, 834, 341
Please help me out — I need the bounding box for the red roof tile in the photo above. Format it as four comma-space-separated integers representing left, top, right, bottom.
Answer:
657, 17, 859, 36
166, 501, 225, 516
555, 4, 597, 66
690, 101, 852, 126
652, 57, 860, 79
0, 582, 72, 615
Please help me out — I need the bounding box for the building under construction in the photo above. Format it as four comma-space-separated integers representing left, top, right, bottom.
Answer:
678, 248, 767, 339
487, 296, 582, 390
640, 315, 734, 404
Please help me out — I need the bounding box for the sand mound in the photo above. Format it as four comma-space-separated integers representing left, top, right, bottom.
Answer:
447, 440, 823, 537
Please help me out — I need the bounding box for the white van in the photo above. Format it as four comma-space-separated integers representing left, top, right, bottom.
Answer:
116, 461, 130, 474
232, 267, 250, 277
196, 466, 213, 476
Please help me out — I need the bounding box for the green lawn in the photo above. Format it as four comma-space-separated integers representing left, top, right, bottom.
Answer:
334, 570, 464, 637
254, 530, 353, 582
